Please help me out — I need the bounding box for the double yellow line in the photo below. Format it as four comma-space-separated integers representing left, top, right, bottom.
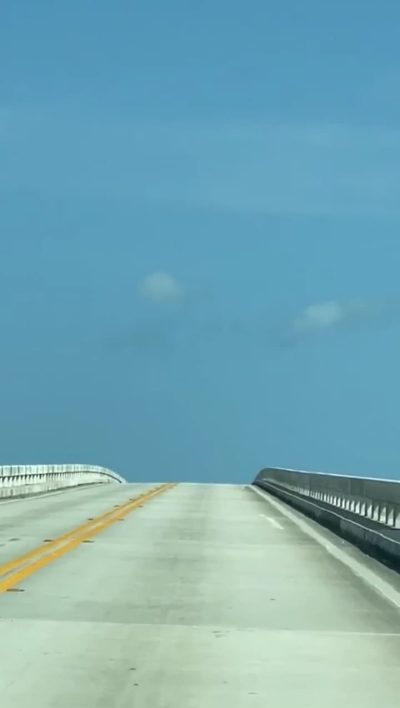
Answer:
0, 483, 175, 593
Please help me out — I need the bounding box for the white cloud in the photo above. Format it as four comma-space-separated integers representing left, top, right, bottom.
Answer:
138, 272, 184, 305
295, 301, 346, 332
293, 299, 374, 335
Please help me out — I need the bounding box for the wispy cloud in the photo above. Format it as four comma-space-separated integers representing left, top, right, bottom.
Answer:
3, 106, 400, 217
137, 273, 185, 305
294, 299, 366, 333
110, 319, 177, 355
108, 293, 400, 358
291, 296, 400, 342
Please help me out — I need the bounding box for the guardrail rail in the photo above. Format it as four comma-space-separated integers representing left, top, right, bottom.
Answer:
0, 464, 125, 499
254, 467, 400, 570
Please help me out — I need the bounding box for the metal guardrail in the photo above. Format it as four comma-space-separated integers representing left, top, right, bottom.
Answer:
0, 464, 125, 499
254, 467, 400, 570
254, 467, 400, 528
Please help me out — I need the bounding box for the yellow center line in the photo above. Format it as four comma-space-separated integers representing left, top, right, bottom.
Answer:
0, 483, 175, 593
0, 483, 168, 578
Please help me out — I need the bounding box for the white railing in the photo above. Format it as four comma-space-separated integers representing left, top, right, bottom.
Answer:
0, 464, 125, 499
254, 467, 400, 529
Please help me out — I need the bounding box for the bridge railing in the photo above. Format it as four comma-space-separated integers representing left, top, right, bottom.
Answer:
0, 464, 125, 499
254, 466, 400, 569
254, 467, 400, 529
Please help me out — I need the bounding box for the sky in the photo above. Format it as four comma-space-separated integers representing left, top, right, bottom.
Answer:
1, 1, 400, 483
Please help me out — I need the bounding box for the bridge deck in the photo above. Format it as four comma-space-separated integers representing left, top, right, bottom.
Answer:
1, 483, 400, 707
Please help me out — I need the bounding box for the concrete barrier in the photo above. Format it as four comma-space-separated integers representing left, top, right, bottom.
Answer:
0, 464, 125, 500
254, 467, 400, 571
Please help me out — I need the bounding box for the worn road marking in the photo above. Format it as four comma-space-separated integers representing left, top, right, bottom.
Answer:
259, 513, 284, 530
0, 483, 175, 593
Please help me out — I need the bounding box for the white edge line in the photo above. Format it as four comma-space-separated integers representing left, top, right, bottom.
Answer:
259, 513, 284, 530
250, 485, 400, 611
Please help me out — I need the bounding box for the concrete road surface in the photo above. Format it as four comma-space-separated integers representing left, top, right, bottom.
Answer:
1, 482, 400, 707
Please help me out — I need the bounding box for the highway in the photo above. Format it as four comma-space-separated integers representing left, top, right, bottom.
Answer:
1, 482, 400, 707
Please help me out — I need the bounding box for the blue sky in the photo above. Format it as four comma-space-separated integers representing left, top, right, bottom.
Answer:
1, 1, 400, 482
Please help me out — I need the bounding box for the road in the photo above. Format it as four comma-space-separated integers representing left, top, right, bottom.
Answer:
1, 482, 400, 707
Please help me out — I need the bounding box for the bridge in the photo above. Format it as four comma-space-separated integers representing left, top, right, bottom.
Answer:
1, 465, 400, 707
